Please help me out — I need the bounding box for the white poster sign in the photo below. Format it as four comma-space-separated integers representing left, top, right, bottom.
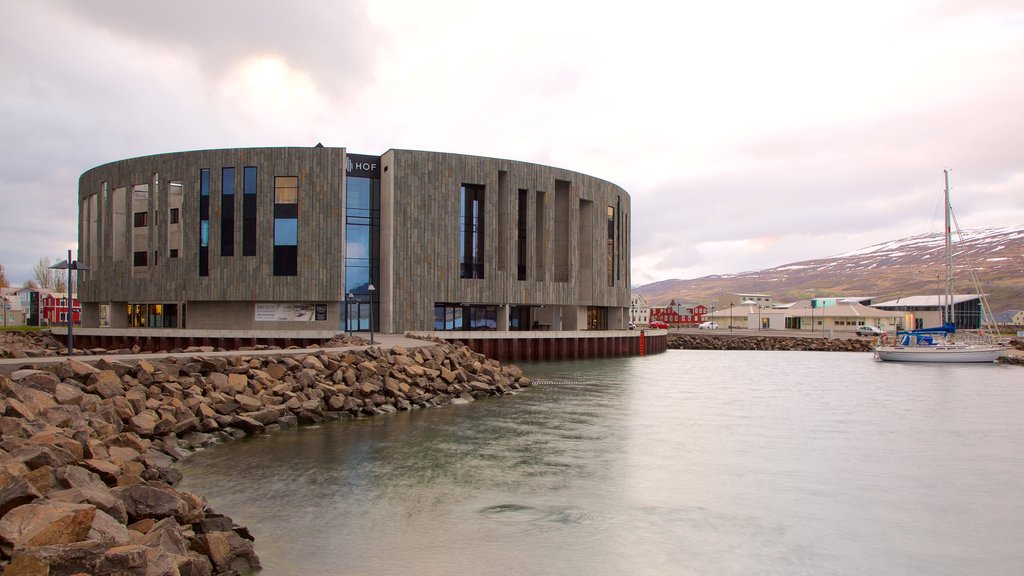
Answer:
255, 303, 320, 322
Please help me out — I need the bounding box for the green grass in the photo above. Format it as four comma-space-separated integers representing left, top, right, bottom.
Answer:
0, 325, 50, 333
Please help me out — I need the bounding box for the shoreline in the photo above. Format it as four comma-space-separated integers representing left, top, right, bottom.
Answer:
0, 339, 530, 574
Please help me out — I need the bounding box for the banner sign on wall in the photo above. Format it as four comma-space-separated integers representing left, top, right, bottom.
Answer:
255, 303, 322, 322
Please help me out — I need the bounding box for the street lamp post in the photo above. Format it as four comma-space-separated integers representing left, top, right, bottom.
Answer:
729, 303, 733, 332
758, 306, 762, 331
367, 283, 376, 345
49, 249, 90, 356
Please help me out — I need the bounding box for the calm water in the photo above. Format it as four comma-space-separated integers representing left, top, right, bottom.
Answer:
177, 350, 1024, 575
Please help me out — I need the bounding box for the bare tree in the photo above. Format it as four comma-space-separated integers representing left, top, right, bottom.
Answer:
0, 261, 8, 288
32, 257, 67, 293
23, 279, 39, 290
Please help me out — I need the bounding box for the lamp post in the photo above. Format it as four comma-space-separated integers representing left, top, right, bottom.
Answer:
367, 283, 376, 345
729, 303, 733, 332
346, 292, 354, 337
49, 249, 90, 356
758, 305, 762, 331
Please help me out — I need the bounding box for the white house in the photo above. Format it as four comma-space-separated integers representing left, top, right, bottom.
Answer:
630, 293, 650, 326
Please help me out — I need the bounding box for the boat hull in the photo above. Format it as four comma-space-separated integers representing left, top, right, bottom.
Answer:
874, 345, 1005, 363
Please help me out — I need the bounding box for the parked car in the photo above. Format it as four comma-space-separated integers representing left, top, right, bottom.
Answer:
649, 321, 669, 329
855, 325, 885, 336
698, 321, 719, 330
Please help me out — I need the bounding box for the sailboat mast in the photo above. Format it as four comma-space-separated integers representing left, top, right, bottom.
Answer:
944, 169, 954, 326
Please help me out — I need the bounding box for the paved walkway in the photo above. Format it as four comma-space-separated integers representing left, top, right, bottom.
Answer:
0, 333, 432, 375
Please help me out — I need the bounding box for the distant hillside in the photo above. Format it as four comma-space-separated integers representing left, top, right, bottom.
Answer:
635, 225, 1024, 313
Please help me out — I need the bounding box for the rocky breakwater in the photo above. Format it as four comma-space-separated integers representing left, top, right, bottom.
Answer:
667, 333, 874, 352
0, 342, 531, 575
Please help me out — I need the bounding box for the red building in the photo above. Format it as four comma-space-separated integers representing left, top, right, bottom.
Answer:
41, 292, 82, 326
649, 301, 708, 327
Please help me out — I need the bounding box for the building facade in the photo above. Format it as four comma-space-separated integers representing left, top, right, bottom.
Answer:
629, 293, 650, 326
41, 292, 81, 326
77, 147, 631, 338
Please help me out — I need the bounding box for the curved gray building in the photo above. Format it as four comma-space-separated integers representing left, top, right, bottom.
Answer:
76, 147, 631, 341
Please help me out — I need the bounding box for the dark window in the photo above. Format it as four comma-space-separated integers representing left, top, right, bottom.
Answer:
199, 169, 210, 276
133, 212, 148, 227
242, 166, 257, 256
433, 303, 497, 331
221, 167, 235, 256
169, 208, 180, 224
169, 248, 179, 258
133, 251, 148, 267
460, 184, 485, 279
517, 189, 528, 280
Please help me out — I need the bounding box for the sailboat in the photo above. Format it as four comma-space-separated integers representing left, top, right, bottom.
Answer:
874, 170, 1008, 363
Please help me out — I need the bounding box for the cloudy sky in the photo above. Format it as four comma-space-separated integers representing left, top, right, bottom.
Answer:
2, 0, 1022, 286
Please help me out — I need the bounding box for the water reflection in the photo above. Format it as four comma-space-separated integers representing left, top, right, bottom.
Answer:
178, 352, 1024, 575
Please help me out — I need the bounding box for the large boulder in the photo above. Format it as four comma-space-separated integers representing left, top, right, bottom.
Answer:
190, 530, 261, 574
0, 501, 96, 548
111, 483, 185, 522
0, 470, 42, 520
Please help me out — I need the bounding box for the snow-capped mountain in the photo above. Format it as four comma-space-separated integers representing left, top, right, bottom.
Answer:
635, 225, 1024, 313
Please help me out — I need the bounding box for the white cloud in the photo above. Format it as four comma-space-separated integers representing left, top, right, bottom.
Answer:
0, 0, 1022, 287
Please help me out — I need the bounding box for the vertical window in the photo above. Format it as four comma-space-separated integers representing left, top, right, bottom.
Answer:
243, 166, 257, 256
131, 184, 150, 276
460, 184, 485, 279
517, 189, 528, 281
273, 176, 298, 276
168, 181, 183, 260
221, 167, 235, 256
199, 169, 210, 276
535, 191, 546, 279
344, 172, 380, 333
113, 187, 127, 261
607, 205, 615, 286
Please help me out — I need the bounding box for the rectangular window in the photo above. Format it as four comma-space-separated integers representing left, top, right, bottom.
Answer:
275, 176, 298, 204
199, 169, 210, 276
169, 248, 179, 258
168, 181, 183, 261
607, 205, 615, 287
554, 180, 570, 282
274, 175, 299, 276
133, 251, 148, 267
221, 167, 235, 256
433, 304, 497, 331
242, 166, 257, 256
517, 189, 528, 281
460, 184, 485, 279
133, 211, 148, 227
535, 191, 546, 279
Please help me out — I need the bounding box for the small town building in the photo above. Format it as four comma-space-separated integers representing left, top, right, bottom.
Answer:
630, 293, 650, 326
650, 300, 707, 327
41, 292, 81, 326
871, 294, 988, 330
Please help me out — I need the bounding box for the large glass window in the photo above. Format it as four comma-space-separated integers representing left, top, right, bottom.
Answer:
344, 175, 380, 332
460, 184, 485, 279
433, 303, 497, 331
